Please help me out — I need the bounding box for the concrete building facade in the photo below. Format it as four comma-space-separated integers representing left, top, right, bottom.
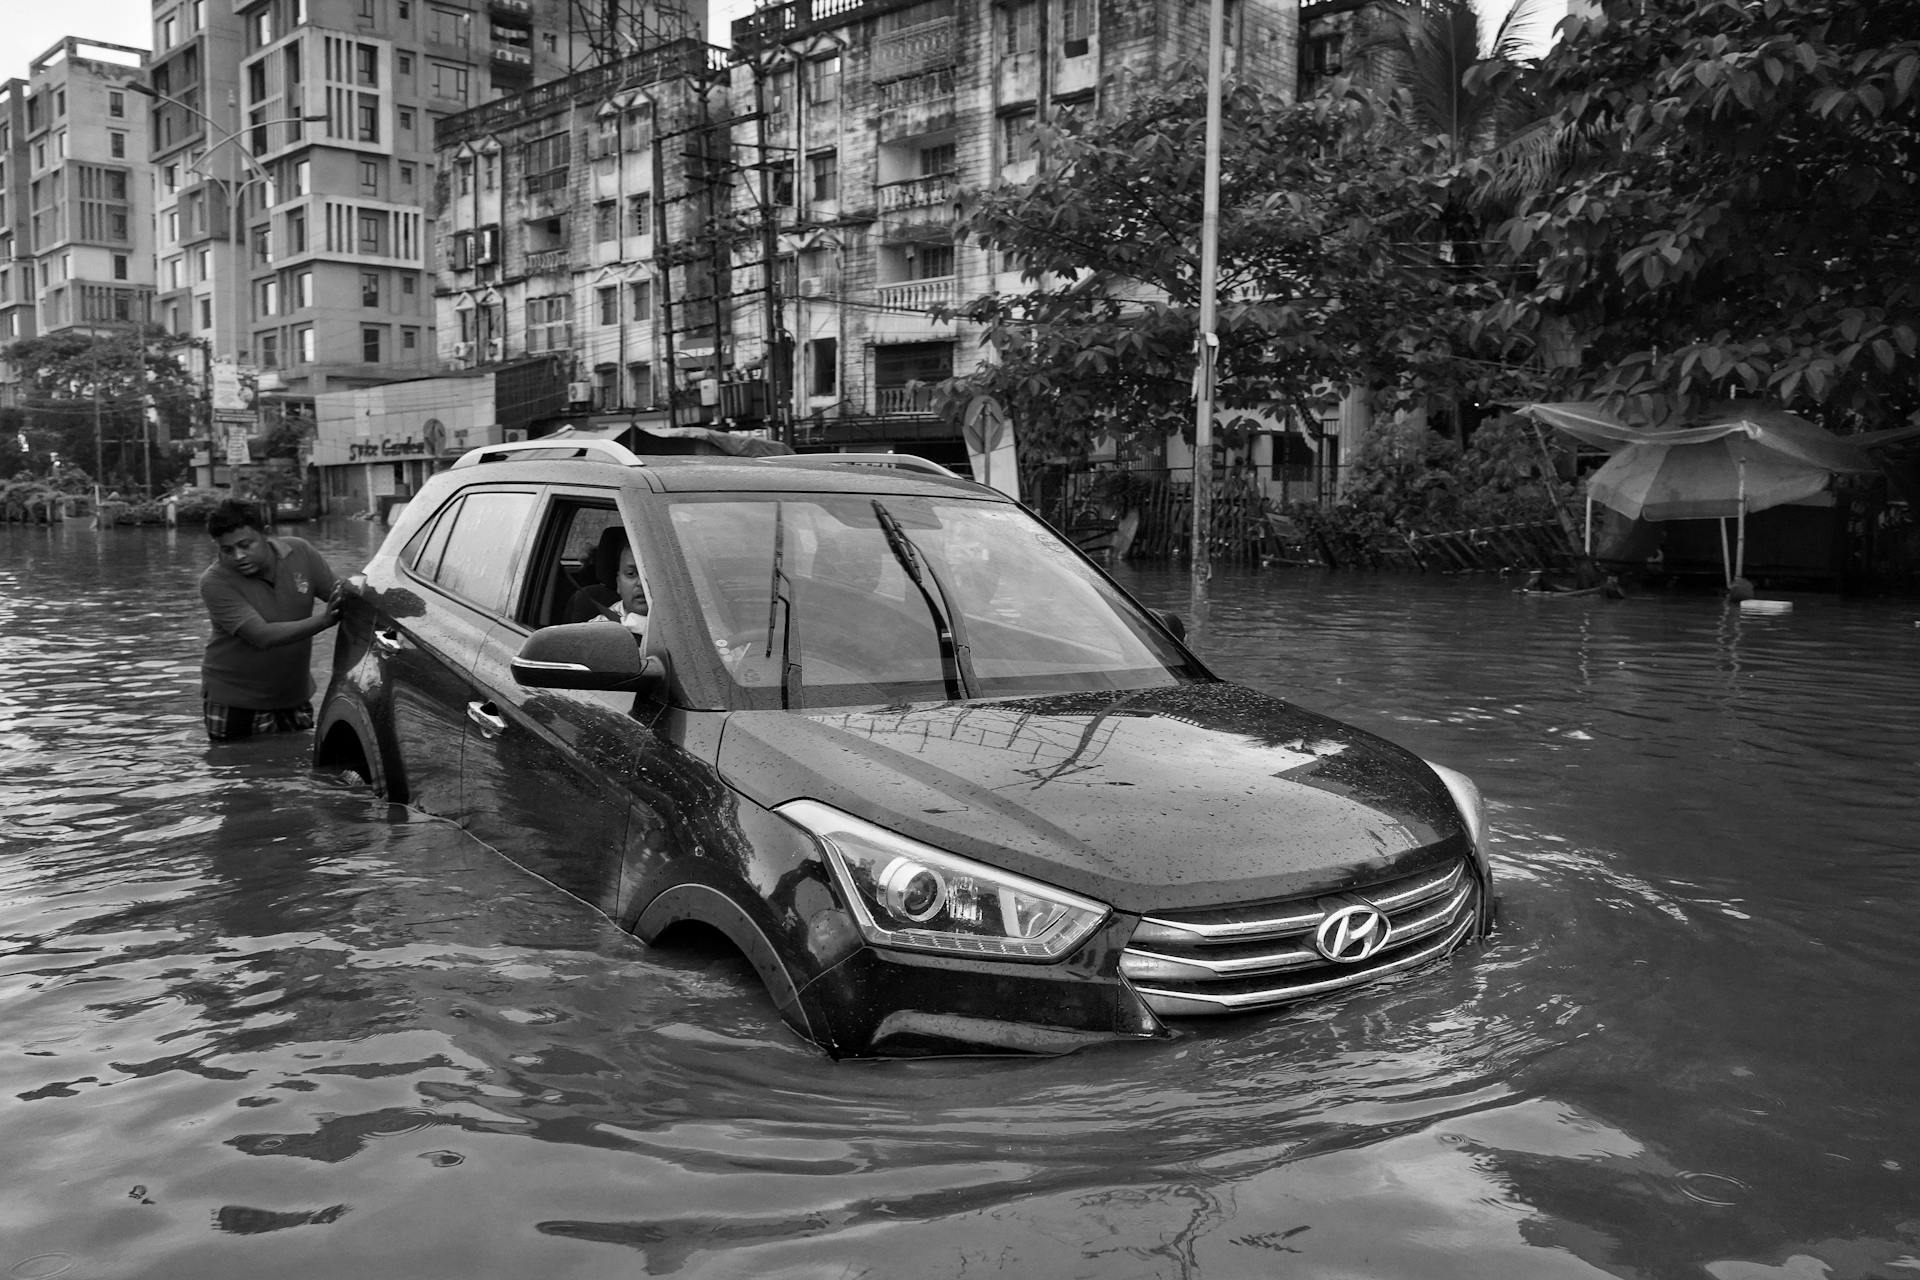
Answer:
4, 41, 156, 342
729, 0, 1296, 464
146, 0, 591, 391
427, 0, 1296, 470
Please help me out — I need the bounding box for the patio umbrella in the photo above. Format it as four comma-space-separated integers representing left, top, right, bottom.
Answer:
1518, 403, 1878, 584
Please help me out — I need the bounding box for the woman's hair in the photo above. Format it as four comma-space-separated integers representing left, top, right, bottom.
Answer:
593, 526, 631, 588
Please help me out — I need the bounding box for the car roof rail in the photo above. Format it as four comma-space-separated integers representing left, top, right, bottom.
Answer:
763, 452, 964, 479
451, 437, 644, 469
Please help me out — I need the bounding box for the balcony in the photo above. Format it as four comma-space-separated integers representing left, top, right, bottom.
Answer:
872, 18, 955, 82
526, 248, 571, 275
525, 168, 569, 198
876, 68, 956, 135
878, 173, 956, 214
875, 278, 954, 311
876, 384, 936, 415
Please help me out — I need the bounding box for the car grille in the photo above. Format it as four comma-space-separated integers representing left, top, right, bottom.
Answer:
1119, 859, 1481, 1017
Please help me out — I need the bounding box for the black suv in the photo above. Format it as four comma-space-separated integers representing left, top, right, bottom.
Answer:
316, 440, 1492, 1057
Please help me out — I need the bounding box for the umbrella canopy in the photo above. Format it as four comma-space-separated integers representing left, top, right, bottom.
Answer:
1518, 401, 1877, 521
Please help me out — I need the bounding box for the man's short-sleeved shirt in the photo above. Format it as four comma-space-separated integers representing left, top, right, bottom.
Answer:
199, 536, 336, 709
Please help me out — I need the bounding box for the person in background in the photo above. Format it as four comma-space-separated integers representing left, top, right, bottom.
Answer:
199, 499, 341, 742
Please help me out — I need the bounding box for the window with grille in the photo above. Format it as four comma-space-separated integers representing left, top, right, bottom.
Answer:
526, 294, 572, 352
806, 56, 839, 105
1000, 1, 1036, 55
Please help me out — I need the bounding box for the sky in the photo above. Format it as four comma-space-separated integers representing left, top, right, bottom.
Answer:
13, 2, 154, 73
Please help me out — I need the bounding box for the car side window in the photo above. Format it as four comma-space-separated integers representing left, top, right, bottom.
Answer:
400, 495, 461, 579
410, 489, 539, 616
517, 499, 625, 628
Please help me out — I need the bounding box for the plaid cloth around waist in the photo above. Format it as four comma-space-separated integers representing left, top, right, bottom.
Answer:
203, 699, 314, 742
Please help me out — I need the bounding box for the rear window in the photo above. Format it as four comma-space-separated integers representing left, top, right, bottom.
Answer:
400, 488, 538, 616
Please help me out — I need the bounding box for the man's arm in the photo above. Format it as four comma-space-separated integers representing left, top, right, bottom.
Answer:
230, 606, 339, 649
201, 573, 339, 650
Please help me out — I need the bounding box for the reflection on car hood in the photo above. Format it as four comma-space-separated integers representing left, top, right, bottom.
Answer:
716, 684, 1466, 912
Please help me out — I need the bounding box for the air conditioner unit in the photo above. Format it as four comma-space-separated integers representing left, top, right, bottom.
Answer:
503, 428, 527, 443
799, 276, 824, 297
567, 381, 594, 403
485, 338, 504, 360
452, 341, 474, 358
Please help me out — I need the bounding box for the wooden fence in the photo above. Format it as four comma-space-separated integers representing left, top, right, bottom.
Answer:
1052, 468, 1284, 566
1397, 520, 1579, 574
1037, 466, 1578, 574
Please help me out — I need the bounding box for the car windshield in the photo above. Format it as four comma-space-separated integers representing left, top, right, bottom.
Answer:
667, 492, 1204, 706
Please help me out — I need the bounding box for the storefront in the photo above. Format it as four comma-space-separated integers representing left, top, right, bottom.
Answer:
310, 361, 567, 515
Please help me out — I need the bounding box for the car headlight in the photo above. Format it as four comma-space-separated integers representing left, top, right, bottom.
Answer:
776, 799, 1109, 961
1425, 761, 1490, 878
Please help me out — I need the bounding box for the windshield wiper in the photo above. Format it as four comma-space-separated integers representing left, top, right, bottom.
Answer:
763, 501, 802, 707
871, 499, 972, 700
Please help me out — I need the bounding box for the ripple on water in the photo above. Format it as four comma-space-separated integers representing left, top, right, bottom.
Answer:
3, 531, 1919, 1279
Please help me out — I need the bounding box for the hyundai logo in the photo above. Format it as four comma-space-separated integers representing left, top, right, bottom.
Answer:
1313, 902, 1391, 963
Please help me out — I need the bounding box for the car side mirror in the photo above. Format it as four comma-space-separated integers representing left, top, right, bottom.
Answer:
513, 621, 668, 693
1152, 609, 1187, 642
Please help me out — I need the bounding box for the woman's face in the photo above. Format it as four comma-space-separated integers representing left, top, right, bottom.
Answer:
616, 546, 647, 615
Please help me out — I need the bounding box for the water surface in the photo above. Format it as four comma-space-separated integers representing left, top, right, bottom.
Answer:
4, 520, 1917, 1279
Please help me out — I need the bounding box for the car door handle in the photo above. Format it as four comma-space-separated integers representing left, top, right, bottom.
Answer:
373, 628, 404, 654
467, 701, 508, 738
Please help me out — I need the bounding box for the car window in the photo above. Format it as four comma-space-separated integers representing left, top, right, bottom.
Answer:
521, 499, 635, 628
667, 493, 1201, 704
400, 495, 460, 580
413, 488, 538, 616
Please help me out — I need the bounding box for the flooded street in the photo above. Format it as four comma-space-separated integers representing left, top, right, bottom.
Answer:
5, 517, 1919, 1280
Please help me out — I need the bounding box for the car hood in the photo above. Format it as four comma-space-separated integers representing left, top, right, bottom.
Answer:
715, 683, 1466, 913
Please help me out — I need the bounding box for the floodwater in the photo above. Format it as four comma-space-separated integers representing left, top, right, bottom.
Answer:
4, 517, 1919, 1280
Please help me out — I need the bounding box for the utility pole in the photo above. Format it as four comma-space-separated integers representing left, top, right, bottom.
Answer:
753, 61, 788, 448
1188, 0, 1226, 641
90, 339, 104, 523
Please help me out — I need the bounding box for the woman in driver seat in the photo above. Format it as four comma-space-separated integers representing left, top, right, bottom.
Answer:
563, 526, 648, 634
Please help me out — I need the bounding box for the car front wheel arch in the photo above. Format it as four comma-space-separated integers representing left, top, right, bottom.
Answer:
635, 884, 819, 1050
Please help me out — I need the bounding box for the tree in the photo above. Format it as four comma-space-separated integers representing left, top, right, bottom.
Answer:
1349, 0, 1557, 166
1476, 0, 1920, 428
936, 77, 1521, 465
3, 327, 201, 488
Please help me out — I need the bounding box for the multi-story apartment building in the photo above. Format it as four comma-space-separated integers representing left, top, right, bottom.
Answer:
727, 0, 1292, 462
5, 41, 155, 342
434, 37, 727, 421
144, 0, 593, 441
0, 78, 36, 350
424, 0, 1295, 469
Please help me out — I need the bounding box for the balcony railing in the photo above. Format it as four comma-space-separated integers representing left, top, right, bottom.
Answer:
878, 173, 956, 213
526, 248, 571, 275
875, 277, 953, 311
872, 18, 955, 81
875, 67, 956, 112
436, 39, 721, 150
731, 0, 867, 46
876, 384, 937, 415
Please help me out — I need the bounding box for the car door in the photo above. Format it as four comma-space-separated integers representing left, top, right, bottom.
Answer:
362, 487, 537, 814
459, 492, 659, 915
